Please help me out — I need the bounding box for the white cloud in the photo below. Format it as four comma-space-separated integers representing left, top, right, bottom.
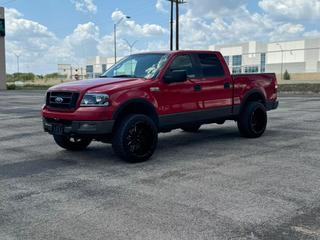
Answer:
188, 0, 247, 17
111, 10, 168, 37
146, 41, 169, 52
71, 0, 97, 14
5, 8, 59, 73
259, 0, 320, 20
177, 1, 308, 50
303, 30, 320, 38
59, 22, 100, 63
4, 1, 320, 74
156, 0, 168, 13
5, 8, 168, 73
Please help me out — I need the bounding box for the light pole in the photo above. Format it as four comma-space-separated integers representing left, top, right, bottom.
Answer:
14, 53, 20, 80
114, 16, 131, 64
124, 39, 138, 55
276, 43, 284, 81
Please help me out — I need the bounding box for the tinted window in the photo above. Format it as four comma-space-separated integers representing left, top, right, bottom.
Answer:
198, 54, 225, 77
168, 55, 196, 78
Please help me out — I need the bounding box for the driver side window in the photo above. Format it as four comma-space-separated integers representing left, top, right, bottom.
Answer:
168, 55, 196, 78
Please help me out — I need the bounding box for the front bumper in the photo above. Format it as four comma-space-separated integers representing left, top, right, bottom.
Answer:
266, 100, 279, 111
43, 118, 115, 136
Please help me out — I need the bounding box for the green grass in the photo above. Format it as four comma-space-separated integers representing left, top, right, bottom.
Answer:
278, 84, 320, 93
6, 84, 52, 90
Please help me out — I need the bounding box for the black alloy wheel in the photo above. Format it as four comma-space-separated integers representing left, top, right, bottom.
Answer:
112, 114, 158, 163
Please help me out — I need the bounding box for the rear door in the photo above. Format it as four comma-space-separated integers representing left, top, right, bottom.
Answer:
193, 53, 233, 113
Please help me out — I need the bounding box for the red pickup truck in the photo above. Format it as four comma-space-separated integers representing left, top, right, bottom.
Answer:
42, 50, 278, 162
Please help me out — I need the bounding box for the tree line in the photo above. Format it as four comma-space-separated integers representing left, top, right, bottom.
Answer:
6, 72, 66, 82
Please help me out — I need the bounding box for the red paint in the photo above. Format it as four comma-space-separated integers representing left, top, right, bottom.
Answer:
42, 50, 277, 121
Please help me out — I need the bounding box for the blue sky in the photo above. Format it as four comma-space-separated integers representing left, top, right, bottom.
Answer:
4, 0, 168, 37
2, 0, 320, 73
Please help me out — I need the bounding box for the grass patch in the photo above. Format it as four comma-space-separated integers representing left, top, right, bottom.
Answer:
6, 83, 53, 90
278, 84, 320, 93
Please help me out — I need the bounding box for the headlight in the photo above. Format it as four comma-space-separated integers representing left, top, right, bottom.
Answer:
81, 93, 109, 107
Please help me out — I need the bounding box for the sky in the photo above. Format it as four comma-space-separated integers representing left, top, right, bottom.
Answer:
1, 0, 320, 74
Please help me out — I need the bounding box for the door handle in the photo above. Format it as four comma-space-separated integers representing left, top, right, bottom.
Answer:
224, 82, 231, 89
194, 84, 202, 92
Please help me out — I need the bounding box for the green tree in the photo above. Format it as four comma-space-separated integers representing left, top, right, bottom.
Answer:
283, 70, 290, 80
45, 72, 60, 79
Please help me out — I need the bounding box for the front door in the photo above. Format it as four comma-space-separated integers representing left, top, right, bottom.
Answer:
156, 54, 202, 115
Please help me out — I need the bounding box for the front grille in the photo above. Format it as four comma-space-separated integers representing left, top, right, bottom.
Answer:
46, 91, 80, 109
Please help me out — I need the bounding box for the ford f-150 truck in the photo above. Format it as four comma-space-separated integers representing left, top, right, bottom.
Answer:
42, 50, 278, 162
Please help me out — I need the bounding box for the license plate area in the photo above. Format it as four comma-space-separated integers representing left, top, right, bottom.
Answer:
52, 124, 64, 135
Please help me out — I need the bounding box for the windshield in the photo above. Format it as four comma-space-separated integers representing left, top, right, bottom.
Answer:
101, 53, 169, 79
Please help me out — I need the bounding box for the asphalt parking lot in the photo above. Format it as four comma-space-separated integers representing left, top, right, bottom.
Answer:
1, 90, 320, 240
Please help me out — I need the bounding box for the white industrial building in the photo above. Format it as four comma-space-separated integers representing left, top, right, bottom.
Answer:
58, 37, 320, 81
58, 64, 86, 80
57, 56, 118, 80
86, 56, 119, 78
210, 38, 320, 75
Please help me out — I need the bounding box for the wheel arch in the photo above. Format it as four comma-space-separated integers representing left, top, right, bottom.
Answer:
113, 99, 159, 129
240, 89, 267, 113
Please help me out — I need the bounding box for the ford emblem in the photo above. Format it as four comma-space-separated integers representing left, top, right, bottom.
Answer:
55, 97, 64, 104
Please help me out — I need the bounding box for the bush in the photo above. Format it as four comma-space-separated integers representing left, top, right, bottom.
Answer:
283, 70, 291, 80
6, 84, 16, 90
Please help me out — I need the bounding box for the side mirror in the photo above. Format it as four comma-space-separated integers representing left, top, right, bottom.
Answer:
164, 70, 187, 84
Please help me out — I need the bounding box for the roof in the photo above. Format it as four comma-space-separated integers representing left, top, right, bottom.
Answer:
132, 50, 220, 55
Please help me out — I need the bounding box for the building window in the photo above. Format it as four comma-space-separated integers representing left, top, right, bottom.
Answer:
232, 55, 242, 67
102, 64, 107, 73
224, 56, 230, 66
232, 55, 242, 74
260, 53, 266, 73
232, 67, 242, 74
86, 65, 93, 73
244, 66, 259, 73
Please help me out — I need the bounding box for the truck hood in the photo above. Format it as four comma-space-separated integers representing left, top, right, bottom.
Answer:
48, 77, 146, 93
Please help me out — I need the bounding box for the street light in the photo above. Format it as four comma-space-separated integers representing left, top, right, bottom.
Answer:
124, 39, 138, 55
14, 53, 20, 80
114, 16, 131, 64
276, 43, 284, 81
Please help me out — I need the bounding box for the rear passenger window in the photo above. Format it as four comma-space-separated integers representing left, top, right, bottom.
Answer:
168, 55, 196, 78
198, 54, 225, 77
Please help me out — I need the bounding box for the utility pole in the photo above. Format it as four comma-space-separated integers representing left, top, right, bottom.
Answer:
0, 7, 5, 90
175, 0, 179, 50
168, 0, 186, 51
14, 53, 20, 80
276, 43, 284, 81
170, 0, 173, 50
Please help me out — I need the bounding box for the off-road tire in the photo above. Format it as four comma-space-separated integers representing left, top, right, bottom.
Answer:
237, 102, 267, 138
112, 114, 158, 163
